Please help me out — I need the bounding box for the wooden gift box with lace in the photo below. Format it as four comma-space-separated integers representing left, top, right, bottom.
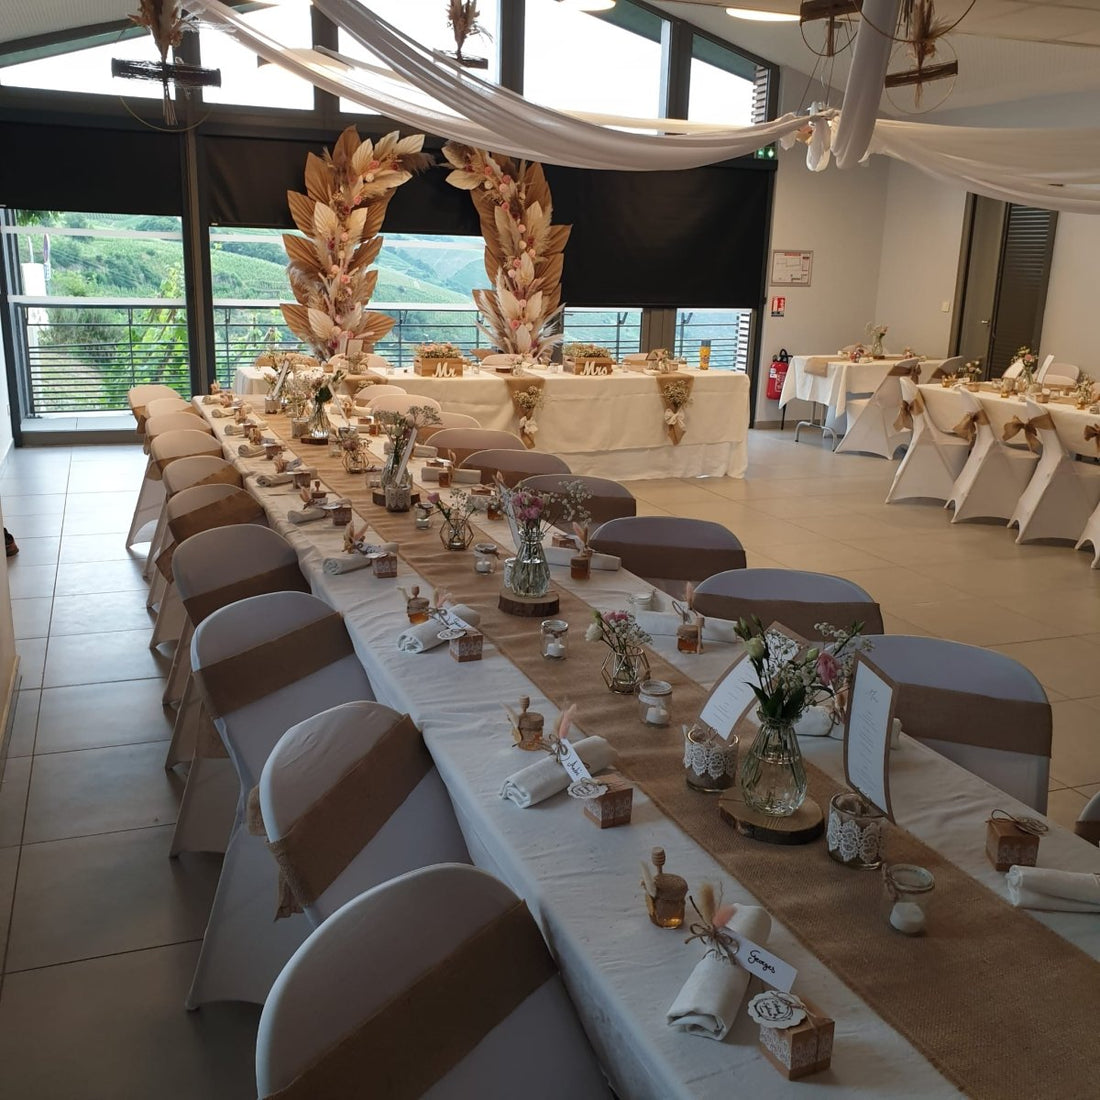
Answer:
449, 627, 484, 663
758, 998, 834, 1081
582, 769, 633, 828
985, 817, 1040, 872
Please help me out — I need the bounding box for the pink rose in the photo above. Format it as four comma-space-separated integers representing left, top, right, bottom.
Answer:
816, 652, 840, 687
427, 492, 440, 505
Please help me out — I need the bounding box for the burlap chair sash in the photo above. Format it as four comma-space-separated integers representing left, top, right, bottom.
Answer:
888, 361, 922, 380
690, 596, 883, 640
951, 408, 989, 444
1084, 423, 1100, 452
1002, 413, 1052, 454
156, 494, 267, 581
590, 539, 745, 585
265, 899, 556, 1100
896, 683, 1051, 757
195, 612, 355, 718
182, 562, 309, 626
193, 465, 244, 489
265, 714, 432, 918
893, 392, 925, 432
803, 356, 831, 377
504, 376, 546, 449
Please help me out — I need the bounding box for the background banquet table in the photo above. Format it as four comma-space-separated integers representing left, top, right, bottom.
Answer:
197, 401, 1100, 1098
233, 364, 750, 480
780, 356, 947, 417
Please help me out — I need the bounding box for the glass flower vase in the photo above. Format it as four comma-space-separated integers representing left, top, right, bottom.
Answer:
601, 646, 650, 695
739, 716, 807, 817
306, 400, 329, 441
870, 333, 885, 358
439, 515, 473, 551
507, 530, 551, 599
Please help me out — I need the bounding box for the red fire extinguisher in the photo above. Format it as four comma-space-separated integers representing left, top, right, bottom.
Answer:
766, 349, 790, 401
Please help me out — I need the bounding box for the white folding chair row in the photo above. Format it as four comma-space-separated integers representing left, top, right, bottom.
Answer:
835, 358, 919, 459
886, 378, 970, 504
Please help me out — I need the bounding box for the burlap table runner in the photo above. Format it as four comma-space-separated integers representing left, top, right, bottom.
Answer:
503, 375, 546, 448
244, 411, 1100, 1099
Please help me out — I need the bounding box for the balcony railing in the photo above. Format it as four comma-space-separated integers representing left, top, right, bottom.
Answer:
11, 297, 743, 415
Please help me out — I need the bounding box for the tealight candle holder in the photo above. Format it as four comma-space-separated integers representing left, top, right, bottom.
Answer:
884, 863, 935, 935
638, 679, 673, 728
474, 553, 496, 575
683, 722, 737, 792
540, 619, 569, 660
827, 792, 885, 869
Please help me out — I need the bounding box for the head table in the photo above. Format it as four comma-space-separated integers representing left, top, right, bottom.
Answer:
196, 398, 1100, 1098
233, 363, 749, 480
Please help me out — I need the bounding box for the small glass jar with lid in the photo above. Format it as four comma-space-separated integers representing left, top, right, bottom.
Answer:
638, 680, 673, 727
883, 863, 935, 935
540, 619, 569, 660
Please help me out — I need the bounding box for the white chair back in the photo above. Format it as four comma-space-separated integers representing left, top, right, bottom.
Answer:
1076, 790, 1100, 845
148, 429, 223, 475
162, 455, 241, 497
368, 393, 443, 417
256, 865, 611, 1100
1039, 360, 1079, 385
437, 410, 482, 430
866, 635, 1051, 812
145, 396, 199, 420
129, 383, 184, 426
461, 448, 571, 487
352, 384, 406, 406
145, 411, 214, 441
429, 428, 527, 466
693, 568, 883, 637
590, 516, 746, 599
260, 701, 470, 924
1001, 359, 1024, 380
935, 355, 965, 377
517, 474, 636, 528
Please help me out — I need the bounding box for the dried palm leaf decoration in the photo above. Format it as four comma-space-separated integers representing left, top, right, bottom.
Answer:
885, 0, 961, 107
281, 127, 432, 361
117, 0, 219, 125
442, 144, 570, 359
447, 0, 492, 68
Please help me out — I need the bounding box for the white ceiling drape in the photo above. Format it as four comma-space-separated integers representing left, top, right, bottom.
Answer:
187, 0, 1100, 212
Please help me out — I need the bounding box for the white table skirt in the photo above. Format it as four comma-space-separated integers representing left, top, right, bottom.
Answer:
234, 364, 750, 479
198, 400, 1100, 1099
781, 358, 946, 416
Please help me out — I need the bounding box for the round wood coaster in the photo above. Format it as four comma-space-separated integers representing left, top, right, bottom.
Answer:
718, 794, 824, 846
498, 590, 560, 617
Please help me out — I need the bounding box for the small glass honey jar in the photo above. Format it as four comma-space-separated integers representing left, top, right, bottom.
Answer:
570, 552, 591, 581
405, 586, 430, 624
643, 848, 688, 929
677, 621, 703, 654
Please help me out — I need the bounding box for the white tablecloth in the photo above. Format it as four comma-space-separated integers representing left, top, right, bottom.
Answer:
781, 357, 946, 416
197, 399, 1100, 1098
234, 364, 750, 480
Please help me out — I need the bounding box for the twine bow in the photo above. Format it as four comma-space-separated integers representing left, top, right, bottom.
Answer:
988, 808, 1050, 838
518, 415, 538, 439
683, 885, 739, 963
1002, 416, 1042, 453
952, 409, 987, 444
664, 408, 686, 430
1085, 423, 1100, 452
893, 394, 924, 432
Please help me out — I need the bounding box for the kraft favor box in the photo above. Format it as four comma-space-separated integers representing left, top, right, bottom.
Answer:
582, 768, 633, 828
449, 628, 484, 663
985, 816, 1041, 873
757, 998, 834, 1081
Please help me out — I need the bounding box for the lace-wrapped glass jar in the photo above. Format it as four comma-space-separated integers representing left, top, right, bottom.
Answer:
683, 722, 738, 793
827, 792, 885, 869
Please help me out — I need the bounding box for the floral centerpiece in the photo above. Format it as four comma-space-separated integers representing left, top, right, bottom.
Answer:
304, 366, 346, 440
564, 342, 612, 363
586, 609, 653, 694
512, 384, 544, 445
732, 617, 870, 817
416, 341, 463, 362
426, 489, 475, 550
660, 376, 693, 445
864, 322, 888, 358
1013, 345, 1039, 388
1075, 372, 1096, 408
375, 404, 441, 496
497, 479, 590, 600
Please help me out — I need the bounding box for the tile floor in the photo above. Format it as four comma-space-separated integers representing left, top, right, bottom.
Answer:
0, 429, 1097, 1097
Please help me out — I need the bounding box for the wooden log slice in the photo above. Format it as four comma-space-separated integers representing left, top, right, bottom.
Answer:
498, 590, 560, 618
718, 794, 824, 846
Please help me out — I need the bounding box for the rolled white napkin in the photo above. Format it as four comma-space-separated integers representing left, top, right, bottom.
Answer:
224, 418, 268, 436
201, 394, 228, 405
421, 467, 481, 485
667, 905, 773, 1040
238, 443, 265, 458
500, 736, 617, 808
288, 506, 326, 524
634, 610, 737, 644
1006, 866, 1100, 913
255, 472, 293, 487
210, 407, 234, 418
323, 542, 398, 575
543, 545, 621, 571
397, 605, 481, 653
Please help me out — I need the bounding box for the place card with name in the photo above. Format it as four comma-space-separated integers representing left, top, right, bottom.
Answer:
724, 927, 797, 993
843, 654, 897, 821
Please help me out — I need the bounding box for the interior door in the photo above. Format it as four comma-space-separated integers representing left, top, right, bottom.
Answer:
955, 196, 1058, 378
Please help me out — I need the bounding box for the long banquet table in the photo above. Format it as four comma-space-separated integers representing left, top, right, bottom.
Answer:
234, 364, 750, 480
779, 356, 947, 417
196, 399, 1100, 1098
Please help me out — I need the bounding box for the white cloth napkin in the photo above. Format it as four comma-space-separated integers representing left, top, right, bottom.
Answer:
666, 905, 773, 1040
500, 736, 617, 808
201, 394, 230, 405
396, 605, 481, 653
255, 472, 293, 487
237, 443, 265, 458
288, 506, 326, 524
543, 546, 621, 571
1006, 866, 1100, 913
633, 610, 737, 644
209, 407, 234, 418
323, 542, 399, 575
224, 418, 268, 436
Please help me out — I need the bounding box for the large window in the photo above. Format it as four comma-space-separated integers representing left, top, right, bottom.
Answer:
5, 212, 189, 413
0, 35, 163, 100
524, 0, 664, 118
675, 308, 752, 371
688, 35, 758, 127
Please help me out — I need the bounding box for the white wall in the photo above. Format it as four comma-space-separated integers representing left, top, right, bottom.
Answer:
1041, 213, 1100, 367
873, 160, 967, 357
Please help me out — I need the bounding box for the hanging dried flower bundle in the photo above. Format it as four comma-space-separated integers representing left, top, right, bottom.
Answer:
886, 0, 959, 107
447, 0, 492, 68
282, 127, 432, 361
442, 143, 570, 358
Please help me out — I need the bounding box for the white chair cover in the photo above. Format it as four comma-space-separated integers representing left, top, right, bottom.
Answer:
259, 701, 470, 925
428, 428, 527, 466
886, 379, 970, 504
368, 393, 443, 417
256, 865, 611, 1100
144, 410, 215, 449
1076, 790, 1100, 845
692, 568, 884, 638
460, 448, 571, 487
186, 591, 374, 1008
947, 390, 1038, 523
1038, 361, 1080, 385
589, 516, 746, 599
129, 382, 183, 428
352, 384, 406, 405
516, 474, 636, 529
867, 635, 1051, 812
835, 358, 918, 459
145, 396, 200, 420
1009, 398, 1100, 543
168, 525, 309, 857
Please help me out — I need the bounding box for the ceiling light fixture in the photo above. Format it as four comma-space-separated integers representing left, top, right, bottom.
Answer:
725, 7, 800, 21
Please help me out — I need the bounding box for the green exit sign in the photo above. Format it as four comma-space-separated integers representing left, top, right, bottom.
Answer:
755, 145, 777, 160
